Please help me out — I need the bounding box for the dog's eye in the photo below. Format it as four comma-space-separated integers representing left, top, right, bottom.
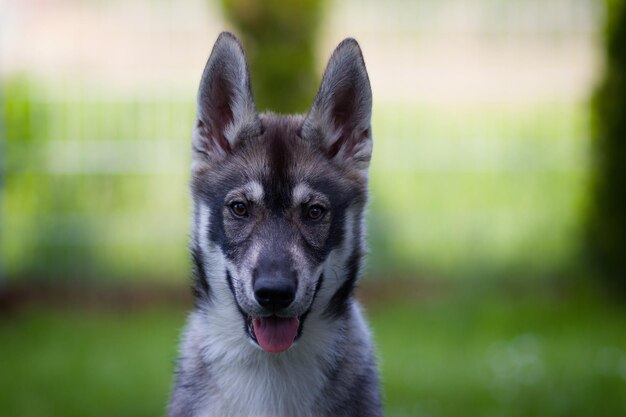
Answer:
307, 205, 325, 221
230, 202, 248, 217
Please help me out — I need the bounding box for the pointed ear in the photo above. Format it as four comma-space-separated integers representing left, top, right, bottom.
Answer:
302, 38, 373, 171
192, 32, 261, 160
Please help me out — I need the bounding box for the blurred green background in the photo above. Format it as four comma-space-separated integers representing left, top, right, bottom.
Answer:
1, 0, 625, 416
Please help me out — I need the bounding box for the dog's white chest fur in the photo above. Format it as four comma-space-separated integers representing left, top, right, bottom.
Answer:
183, 310, 341, 417
195, 359, 322, 417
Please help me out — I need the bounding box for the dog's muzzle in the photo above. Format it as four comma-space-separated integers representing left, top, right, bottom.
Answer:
248, 273, 300, 353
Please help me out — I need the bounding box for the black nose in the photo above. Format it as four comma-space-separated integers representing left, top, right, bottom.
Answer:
253, 275, 296, 311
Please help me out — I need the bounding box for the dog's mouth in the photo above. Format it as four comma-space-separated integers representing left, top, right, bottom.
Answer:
246, 315, 301, 353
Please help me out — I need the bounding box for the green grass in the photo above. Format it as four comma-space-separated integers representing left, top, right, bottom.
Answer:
371, 294, 626, 417
1, 291, 625, 417
0, 308, 184, 417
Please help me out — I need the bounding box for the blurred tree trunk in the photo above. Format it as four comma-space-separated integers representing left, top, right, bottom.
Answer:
586, 0, 626, 297
221, 0, 325, 114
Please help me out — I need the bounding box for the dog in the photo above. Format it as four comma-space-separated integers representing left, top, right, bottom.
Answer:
168, 32, 382, 417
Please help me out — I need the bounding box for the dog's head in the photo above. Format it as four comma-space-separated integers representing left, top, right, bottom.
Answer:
190, 32, 372, 353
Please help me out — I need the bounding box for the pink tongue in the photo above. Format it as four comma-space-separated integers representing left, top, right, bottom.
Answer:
253, 316, 299, 353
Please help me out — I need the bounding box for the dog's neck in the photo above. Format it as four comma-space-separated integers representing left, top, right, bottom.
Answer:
182, 296, 356, 417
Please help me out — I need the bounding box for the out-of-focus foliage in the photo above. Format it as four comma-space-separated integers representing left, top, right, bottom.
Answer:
0, 0, 593, 283
586, 0, 626, 296
367, 102, 587, 280
1, 83, 587, 281
1, 80, 192, 281
221, 0, 325, 113
1, 81, 99, 280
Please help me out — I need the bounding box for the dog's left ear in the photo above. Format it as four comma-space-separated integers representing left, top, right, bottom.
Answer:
302, 38, 373, 171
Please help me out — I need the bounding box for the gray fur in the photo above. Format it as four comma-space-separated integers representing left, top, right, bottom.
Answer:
302, 38, 373, 172
192, 32, 262, 161
169, 32, 382, 417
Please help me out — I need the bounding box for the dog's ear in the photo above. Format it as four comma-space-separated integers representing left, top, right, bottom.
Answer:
302, 38, 372, 171
192, 32, 261, 160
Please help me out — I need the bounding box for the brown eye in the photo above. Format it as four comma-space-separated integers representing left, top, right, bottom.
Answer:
230, 202, 248, 217
307, 205, 325, 220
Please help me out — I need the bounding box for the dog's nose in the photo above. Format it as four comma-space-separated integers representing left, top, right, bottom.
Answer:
253, 275, 296, 311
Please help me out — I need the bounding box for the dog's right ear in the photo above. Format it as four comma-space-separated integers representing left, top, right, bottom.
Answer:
192, 32, 261, 160
301, 38, 372, 172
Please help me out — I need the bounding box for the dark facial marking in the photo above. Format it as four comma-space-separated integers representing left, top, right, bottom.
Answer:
225, 270, 252, 333
263, 130, 294, 212
296, 273, 325, 340
191, 246, 210, 303
323, 249, 362, 319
